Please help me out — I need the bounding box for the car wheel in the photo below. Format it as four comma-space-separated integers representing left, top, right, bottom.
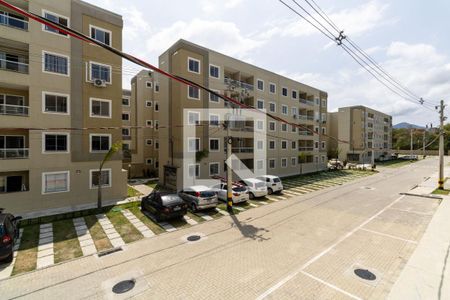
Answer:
249, 193, 255, 200
268, 188, 273, 195
4, 252, 13, 263
191, 203, 197, 212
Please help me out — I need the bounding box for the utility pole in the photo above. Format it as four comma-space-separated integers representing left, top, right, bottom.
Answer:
410, 127, 413, 157
423, 125, 427, 158
438, 100, 446, 189
225, 114, 233, 212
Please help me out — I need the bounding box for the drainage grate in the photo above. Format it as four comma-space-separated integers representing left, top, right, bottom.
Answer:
354, 268, 376, 281
187, 235, 201, 242
112, 279, 136, 294
98, 247, 123, 257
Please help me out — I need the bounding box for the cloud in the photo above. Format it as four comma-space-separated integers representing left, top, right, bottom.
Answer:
200, 0, 243, 13
146, 19, 266, 59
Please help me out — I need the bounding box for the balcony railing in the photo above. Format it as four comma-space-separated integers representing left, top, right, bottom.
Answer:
231, 147, 254, 153
0, 58, 29, 73
298, 147, 314, 151
0, 13, 28, 31
224, 77, 254, 91
0, 103, 29, 116
299, 98, 314, 106
0, 148, 29, 159
298, 131, 313, 136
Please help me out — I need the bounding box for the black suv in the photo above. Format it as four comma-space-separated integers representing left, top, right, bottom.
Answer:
141, 192, 187, 222
0, 209, 22, 263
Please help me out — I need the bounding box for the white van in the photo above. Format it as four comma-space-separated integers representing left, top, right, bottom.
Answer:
256, 175, 284, 194
239, 178, 268, 199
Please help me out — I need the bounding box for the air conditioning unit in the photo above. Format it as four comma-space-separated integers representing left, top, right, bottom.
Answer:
93, 79, 106, 87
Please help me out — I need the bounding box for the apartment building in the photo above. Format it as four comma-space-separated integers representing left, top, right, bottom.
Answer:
158, 39, 328, 190
122, 70, 160, 178
327, 106, 392, 163
0, 0, 127, 215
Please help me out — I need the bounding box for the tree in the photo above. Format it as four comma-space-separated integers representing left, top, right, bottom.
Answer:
97, 141, 122, 209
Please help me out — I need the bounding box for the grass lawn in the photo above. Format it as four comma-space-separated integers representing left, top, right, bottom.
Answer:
106, 209, 143, 243
127, 186, 142, 197
186, 211, 205, 223
432, 188, 450, 195
84, 215, 113, 252
127, 206, 165, 235
217, 203, 240, 214
11, 225, 39, 275
53, 220, 83, 264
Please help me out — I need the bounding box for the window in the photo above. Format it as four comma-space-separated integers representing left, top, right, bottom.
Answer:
90, 169, 111, 188
257, 140, 264, 150
146, 81, 152, 88
314, 126, 319, 133
269, 83, 276, 94
122, 113, 129, 121
154, 120, 159, 131
89, 62, 111, 83
209, 64, 220, 78
281, 140, 287, 149
281, 123, 287, 132
321, 113, 327, 122
257, 99, 264, 109
209, 114, 219, 127
209, 163, 220, 176
155, 161, 159, 168
269, 140, 276, 150
122, 128, 130, 136
257, 79, 264, 91
146, 139, 153, 146
209, 91, 220, 103
321, 156, 325, 163
282, 87, 288, 97
209, 138, 220, 152
43, 92, 69, 114
314, 141, 319, 149
281, 158, 287, 168
188, 138, 200, 152
42, 171, 69, 194
146, 101, 152, 107
269, 159, 276, 169
188, 57, 200, 73
269, 102, 276, 113
291, 107, 298, 117
322, 127, 326, 135
322, 99, 327, 107
292, 90, 297, 99
43, 11, 68, 36
154, 101, 159, 112
291, 125, 297, 133
269, 121, 276, 132
146, 120, 153, 128
321, 141, 326, 149
188, 164, 200, 178
291, 157, 297, 166
43, 133, 69, 153
256, 120, 264, 131
122, 143, 130, 151
43, 51, 69, 75
188, 111, 200, 125
154, 83, 160, 92
90, 134, 111, 152
256, 160, 264, 170
146, 158, 153, 165
188, 86, 200, 100
291, 141, 297, 149
90, 98, 111, 118
90, 25, 111, 46
122, 98, 130, 106
155, 139, 159, 149
282, 105, 288, 115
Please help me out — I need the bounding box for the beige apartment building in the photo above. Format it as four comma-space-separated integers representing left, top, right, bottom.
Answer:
158, 40, 328, 190
122, 70, 160, 178
327, 106, 392, 163
0, 0, 127, 215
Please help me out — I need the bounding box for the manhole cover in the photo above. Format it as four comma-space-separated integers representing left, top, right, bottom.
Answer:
112, 279, 136, 294
187, 235, 201, 242
354, 268, 376, 281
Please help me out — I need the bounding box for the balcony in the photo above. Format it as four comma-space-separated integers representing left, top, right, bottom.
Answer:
299, 98, 314, 106
224, 77, 254, 91
0, 12, 28, 31
0, 148, 28, 159
0, 134, 28, 160
231, 147, 254, 153
0, 103, 29, 116
298, 131, 313, 136
0, 53, 29, 74
0, 171, 29, 193
299, 147, 314, 151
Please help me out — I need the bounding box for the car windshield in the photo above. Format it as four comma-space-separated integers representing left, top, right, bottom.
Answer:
273, 178, 281, 183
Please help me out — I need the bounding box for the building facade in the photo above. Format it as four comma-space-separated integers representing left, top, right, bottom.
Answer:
0, 0, 127, 216
122, 70, 160, 178
158, 40, 328, 191
327, 106, 392, 163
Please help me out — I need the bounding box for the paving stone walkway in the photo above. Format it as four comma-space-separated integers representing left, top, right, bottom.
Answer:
0, 228, 23, 280
96, 214, 125, 248
215, 208, 230, 216
195, 212, 214, 221
183, 215, 198, 225
37, 223, 54, 269
158, 221, 177, 232
73, 218, 97, 256
121, 209, 155, 238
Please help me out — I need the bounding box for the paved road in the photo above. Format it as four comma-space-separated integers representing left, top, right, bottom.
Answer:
0, 157, 441, 299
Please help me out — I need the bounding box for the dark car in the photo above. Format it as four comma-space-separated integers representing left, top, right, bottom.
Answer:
0, 209, 22, 263
141, 192, 187, 222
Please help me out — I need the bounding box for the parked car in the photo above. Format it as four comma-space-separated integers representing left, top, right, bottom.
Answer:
238, 178, 268, 199
256, 175, 284, 194
211, 183, 249, 204
141, 192, 187, 222
328, 159, 344, 170
0, 209, 22, 263
178, 185, 218, 212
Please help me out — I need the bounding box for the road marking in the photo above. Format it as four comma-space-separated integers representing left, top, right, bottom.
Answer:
301, 271, 362, 300
256, 195, 406, 299
388, 207, 432, 216
359, 228, 417, 244
282, 190, 301, 196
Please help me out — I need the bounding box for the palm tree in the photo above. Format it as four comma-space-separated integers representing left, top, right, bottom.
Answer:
97, 141, 122, 209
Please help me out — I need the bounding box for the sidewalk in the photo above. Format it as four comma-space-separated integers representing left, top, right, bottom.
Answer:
130, 184, 153, 196
388, 168, 450, 299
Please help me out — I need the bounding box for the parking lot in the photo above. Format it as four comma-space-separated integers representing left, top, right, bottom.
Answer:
0, 169, 372, 279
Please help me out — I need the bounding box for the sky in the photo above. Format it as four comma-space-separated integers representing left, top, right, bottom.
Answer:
84, 0, 450, 126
